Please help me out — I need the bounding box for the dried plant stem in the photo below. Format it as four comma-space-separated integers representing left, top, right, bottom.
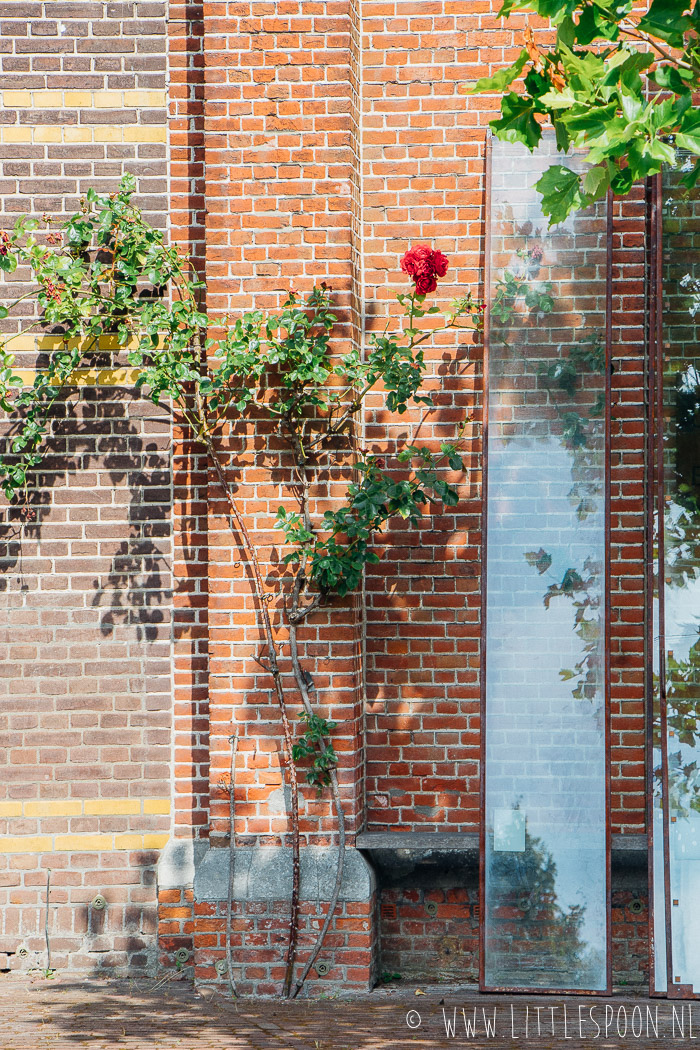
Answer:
287, 615, 346, 1000
226, 731, 239, 999
203, 435, 301, 999
44, 869, 51, 974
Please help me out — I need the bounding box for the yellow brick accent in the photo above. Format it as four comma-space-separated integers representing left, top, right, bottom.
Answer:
0, 802, 22, 818
53, 834, 113, 852
0, 128, 32, 144
92, 90, 122, 109
3, 335, 38, 352
63, 90, 99, 108
63, 127, 94, 144
38, 90, 63, 108
142, 799, 171, 815
24, 800, 82, 817
15, 368, 144, 388
33, 127, 63, 144
35, 335, 86, 351
84, 799, 141, 816
92, 127, 124, 143
114, 834, 143, 850
142, 834, 170, 849
124, 90, 167, 108
0, 836, 52, 854
123, 126, 167, 144
3, 91, 32, 107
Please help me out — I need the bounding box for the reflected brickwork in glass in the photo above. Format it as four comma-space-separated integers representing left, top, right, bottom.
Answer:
483, 135, 609, 992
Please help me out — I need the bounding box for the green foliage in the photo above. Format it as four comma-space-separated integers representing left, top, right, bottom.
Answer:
291, 712, 338, 787
471, 0, 700, 222
538, 557, 603, 700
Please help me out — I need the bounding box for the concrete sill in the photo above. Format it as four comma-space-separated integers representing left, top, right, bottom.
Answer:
356, 831, 648, 872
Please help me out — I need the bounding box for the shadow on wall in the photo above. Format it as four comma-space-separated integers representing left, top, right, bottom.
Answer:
0, 380, 205, 978
0, 382, 172, 639
363, 328, 483, 831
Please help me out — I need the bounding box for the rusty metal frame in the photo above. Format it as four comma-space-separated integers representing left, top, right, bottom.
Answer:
646, 169, 700, 1001
478, 130, 491, 996
479, 132, 612, 995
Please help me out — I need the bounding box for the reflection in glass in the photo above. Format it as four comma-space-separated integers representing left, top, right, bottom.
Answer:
484, 135, 608, 991
652, 160, 700, 995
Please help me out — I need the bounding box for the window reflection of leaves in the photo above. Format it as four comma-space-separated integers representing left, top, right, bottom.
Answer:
491, 233, 606, 704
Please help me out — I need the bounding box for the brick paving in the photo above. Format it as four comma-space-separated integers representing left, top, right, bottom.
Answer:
0, 975, 693, 1050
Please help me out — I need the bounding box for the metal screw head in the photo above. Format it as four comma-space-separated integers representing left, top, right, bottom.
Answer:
214, 959, 228, 975
91, 894, 107, 911
315, 960, 331, 976
16, 946, 29, 959
175, 947, 190, 964
424, 901, 439, 917
518, 895, 532, 913
628, 898, 644, 915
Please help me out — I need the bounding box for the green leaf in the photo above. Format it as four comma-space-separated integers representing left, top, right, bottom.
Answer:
637, 0, 692, 46
619, 89, 643, 124
490, 92, 542, 150
539, 86, 579, 109
681, 159, 700, 189
535, 164, 585, 225
582, 163, 611, 198
653, 62, 693, 94
525, 548, 553, 575
676, 127, 700, 156
468, 49, 528, 94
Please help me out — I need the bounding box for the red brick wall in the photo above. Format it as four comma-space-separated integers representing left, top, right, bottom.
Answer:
1, 0, 654, 992
610, 188, 647, 835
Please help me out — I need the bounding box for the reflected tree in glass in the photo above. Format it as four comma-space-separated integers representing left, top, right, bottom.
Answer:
652, 164, 700, 993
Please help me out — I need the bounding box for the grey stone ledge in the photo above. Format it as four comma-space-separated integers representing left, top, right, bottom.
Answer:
157, 837, 209, 890
193, 846, 376, 903
356, 831, 648, 872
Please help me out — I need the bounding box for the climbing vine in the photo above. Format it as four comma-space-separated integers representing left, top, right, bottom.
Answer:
0, 176, 483, 997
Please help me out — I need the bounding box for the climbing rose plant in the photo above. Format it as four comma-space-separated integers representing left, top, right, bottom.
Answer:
0, 175, 483, 997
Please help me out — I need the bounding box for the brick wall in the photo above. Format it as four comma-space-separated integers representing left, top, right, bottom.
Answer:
0, 0, 658, 995
0, 1, 170, 975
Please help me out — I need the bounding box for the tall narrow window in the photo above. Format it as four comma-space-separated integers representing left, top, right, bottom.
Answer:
650, 161, 700, 998
482, 133, 611, 993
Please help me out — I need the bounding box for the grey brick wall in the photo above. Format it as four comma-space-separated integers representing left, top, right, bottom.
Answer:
0, 1, 172, 975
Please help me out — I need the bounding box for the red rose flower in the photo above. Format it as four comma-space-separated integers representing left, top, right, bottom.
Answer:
400, 244, 449, 296
0, 231, 10, 257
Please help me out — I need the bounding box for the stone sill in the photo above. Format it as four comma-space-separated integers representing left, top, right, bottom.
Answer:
356, 831, 648, 871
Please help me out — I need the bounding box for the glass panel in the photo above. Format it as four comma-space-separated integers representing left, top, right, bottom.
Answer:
654, 159, 700, 994
484, 134, 609, 991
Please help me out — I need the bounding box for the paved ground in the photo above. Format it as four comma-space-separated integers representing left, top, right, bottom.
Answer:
0, 974, 693, 1049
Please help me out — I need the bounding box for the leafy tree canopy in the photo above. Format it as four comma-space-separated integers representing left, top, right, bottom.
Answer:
471, 0, 700, 223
